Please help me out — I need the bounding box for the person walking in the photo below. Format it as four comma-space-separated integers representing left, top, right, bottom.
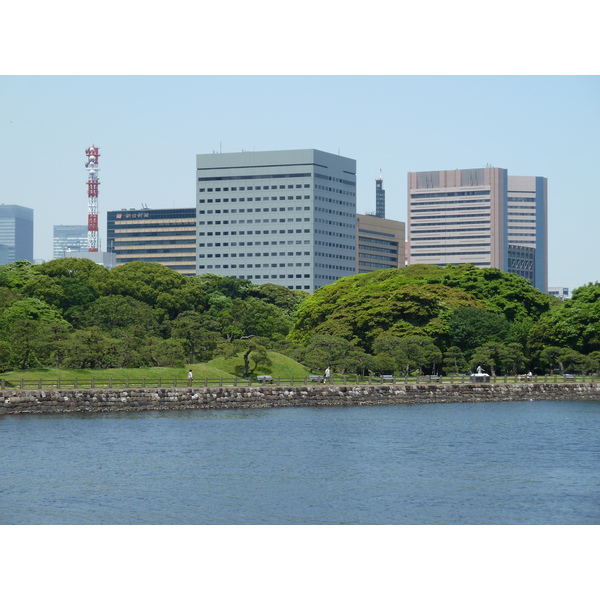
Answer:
187, 370, 193, 386
324, 366, 331, 382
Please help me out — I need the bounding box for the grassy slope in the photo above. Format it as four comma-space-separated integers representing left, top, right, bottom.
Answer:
0, 351, 309, 384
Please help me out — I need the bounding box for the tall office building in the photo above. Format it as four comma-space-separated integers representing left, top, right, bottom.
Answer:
107, 208, 196, 275
53, 225, 89, 259
196, 149, 357, 292
407, 168, 547, 292
0, 204, 34, 264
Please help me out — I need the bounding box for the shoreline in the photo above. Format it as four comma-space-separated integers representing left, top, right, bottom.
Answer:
1, 382, 599, 415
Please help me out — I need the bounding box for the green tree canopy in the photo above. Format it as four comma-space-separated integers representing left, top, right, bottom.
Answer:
288, 265, 550, 353
529, 282, 600, 355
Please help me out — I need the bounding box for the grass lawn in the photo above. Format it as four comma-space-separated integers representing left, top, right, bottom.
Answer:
0, 351, 310, 388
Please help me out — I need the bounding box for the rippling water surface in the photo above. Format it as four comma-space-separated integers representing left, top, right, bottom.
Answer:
1, 400, 599, 524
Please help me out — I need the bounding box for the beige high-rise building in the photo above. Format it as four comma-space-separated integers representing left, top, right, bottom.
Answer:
407, 168, 547, 292
356, 213, 405, 273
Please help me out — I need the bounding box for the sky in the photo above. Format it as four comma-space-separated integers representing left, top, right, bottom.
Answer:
1, 75, 598, 292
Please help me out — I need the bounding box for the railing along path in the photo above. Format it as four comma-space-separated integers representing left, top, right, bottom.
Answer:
0, 373, 594, 391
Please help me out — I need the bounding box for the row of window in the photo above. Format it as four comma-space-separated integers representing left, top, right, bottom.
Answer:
357, 244, 399, 255
199, 240, 310, 247
358, 261, 398, 269
411, 206, 491, 214
357, 236, 399, 247
357, 228, 397, 239
202, 251, 309, 257
314, 229, 354, 239
314, 263, 354, 271
200, 218, 310, 225
199, 196, 310, 203
411, 243, 491, 249
410, 214, 490, 221
410, 190, 490, 198
198, 182, 310, 190
411, 251, 491, 257
198, 265, 311, 279
199, 206, 309, 215
199, 229, 311, 236
410, 198, 491, 207
410, 226, 490, 232
199, 258, 311, 267
357, 252, 398, 262
116, 256, 196, 263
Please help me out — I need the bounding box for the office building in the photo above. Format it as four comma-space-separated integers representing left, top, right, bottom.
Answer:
356, 213, 405, 273
107, 208, 196, 275
548, 287, 569, 300
407, 168, 547, 292
507, 175, 548, 293
196, 149, 357, 291
66, 251, 117, 269
0, 204, 34, 264
356, 174, 405, 273
53, 225, 89, 259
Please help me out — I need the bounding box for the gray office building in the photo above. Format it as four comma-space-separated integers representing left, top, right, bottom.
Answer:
196, 149, 357, 292
0, 204, 34, 264
53, 225, 89, 259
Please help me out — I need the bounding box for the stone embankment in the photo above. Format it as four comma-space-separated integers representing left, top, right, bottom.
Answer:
0, 382, 599, 415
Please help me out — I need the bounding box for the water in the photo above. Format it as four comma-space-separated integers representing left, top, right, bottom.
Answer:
1, 400, 599, 524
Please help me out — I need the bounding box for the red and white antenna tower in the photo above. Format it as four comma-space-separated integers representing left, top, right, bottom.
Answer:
85, 145, 100, 252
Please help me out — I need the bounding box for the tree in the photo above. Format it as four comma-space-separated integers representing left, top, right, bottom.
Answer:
140, 337, 186, 368
529, 282, 600, 355
77, 295, 162, 336
470, 341, 525, 376
5, 319, 45, 370
447, 307, 511, 357
224, 337, 272, 377
539, 346, 595, 375
443, 346, 468, 375
341, 347, 375, 376
171, 311, 220, 363
100, 261, 187, 307
303, 334, 351, 374
58, 327, 117, 369
398, 335, 442, 376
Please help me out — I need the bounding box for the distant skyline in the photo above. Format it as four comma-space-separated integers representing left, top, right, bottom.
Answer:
1, 75, 598, 292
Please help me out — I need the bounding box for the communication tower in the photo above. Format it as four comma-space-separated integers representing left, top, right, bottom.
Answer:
85, 146, 100, 252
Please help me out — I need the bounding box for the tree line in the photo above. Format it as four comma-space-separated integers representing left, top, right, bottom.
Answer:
0, 259, 598, 377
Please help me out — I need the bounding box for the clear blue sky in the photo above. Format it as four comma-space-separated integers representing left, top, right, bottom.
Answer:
1, 75, 598, 291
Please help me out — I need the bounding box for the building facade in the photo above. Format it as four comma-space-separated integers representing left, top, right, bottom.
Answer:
356, 213, 405, 273
507, 175, 548, 293
0, 204, 34, 264
106, 208, 196, 275
53, 225, 89, 260
407, 168, 547, 292
66, 251, 117, 269
196, 149, 357, 292
548, 286, 569, 300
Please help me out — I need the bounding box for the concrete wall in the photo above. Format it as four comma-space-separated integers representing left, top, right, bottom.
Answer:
1, 383, 599, 416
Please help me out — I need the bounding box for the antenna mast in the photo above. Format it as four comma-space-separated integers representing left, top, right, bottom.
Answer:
85, 146, 100, 252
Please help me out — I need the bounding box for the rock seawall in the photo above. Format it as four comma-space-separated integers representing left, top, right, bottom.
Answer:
1, 383, 599, 415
